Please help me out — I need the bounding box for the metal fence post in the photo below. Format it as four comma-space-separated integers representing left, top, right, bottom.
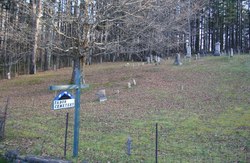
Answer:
156, 123, 158, 163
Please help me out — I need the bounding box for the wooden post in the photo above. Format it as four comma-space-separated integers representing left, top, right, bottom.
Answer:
73, 67, 81, 157
49, 67, 88, 158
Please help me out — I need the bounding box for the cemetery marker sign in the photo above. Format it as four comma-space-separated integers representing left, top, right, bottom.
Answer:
49, 68, 89, 157
52, 91, 75, 110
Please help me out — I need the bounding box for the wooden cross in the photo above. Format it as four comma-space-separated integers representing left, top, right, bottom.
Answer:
49, 68, 88, 157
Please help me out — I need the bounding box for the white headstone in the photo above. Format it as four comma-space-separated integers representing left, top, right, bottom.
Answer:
114, 89, 120, 94
146, 57, 150, 64
214, 42, 221, 56
7, 72, 11, 80
186, 45, 191, 58
230, 48, 234, 57
195, 54, 198, 60
132, 79, 136, 86
128, 82, 131, 88
174, 53, 182, 65
154, 55, 157, 63
150, 55, 153, 63
96, 89, 107, 102
157, 56, 161, 64
197, 53, 200, 59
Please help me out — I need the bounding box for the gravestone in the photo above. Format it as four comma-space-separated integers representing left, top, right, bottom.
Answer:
230, 48, 234, 57
186, 45, 192, 58
174, 53, 182, 65
150, 54, 153, 63
7, 72, 10, 80
127, 136, 132, 156
156, 56, 161, 65
237, 48, 241, 54
114, 89, 120, 94
128, 82, 131, 88
132, 79, 136, 86
197, 53, 200, 59
96, 89, 107, 102
154, 55, 157, 63
214, 42, 221, 56
146, 57, 150, 64
195, 54, 198, 60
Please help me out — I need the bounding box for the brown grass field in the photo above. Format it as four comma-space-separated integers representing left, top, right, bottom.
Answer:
0, 56, 250, 162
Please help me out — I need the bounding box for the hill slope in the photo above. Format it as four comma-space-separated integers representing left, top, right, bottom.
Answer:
0, 56, 250, 162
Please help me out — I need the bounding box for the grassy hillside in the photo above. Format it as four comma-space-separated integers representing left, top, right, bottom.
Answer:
0, 55, 249, 162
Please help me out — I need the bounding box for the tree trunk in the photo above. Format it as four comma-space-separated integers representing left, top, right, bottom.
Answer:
30, 0, 42, 74
44, 48, 51, 71
71, 56, 85, 84
225, 26, 229, 53
195, 15, 200, 53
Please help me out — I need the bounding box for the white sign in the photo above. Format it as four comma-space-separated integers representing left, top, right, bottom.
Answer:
53, 99, 75, 110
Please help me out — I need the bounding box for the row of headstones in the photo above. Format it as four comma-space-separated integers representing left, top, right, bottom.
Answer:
90, 42, 237, 101
125, 62, 145, 67
96, 79, 137, 102
174, 53, 202, 65
175, 42, 237, 65
214, 42, 235, 57
188, 42, 236, 57
146, 55, 161, 65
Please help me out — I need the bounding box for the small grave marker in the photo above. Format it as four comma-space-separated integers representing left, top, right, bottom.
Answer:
7, 72, 10, 80
132, 79, 136, 86
114, 89, 120, 94
147, 57, 150, 64
125, 63, 130, 67
186, 45, 192, 58
96, 89, 107, 102
128, 82, 131, 88
174, 53, 182, 65
127, 136, 132, 156
197, 53, 200, 59
230, 48, 234, 57
214, 42, 221, 56
150, 54, 153, 63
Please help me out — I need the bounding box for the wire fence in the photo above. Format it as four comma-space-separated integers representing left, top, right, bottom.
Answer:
73, 120, 249, 163
0, 98, 8, 140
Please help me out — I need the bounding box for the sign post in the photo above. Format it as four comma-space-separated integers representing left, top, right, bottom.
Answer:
73, 68, 81, 157
49, 67, 88, 157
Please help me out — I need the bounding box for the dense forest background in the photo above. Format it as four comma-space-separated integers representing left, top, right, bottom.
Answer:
0, 0, 249, 79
